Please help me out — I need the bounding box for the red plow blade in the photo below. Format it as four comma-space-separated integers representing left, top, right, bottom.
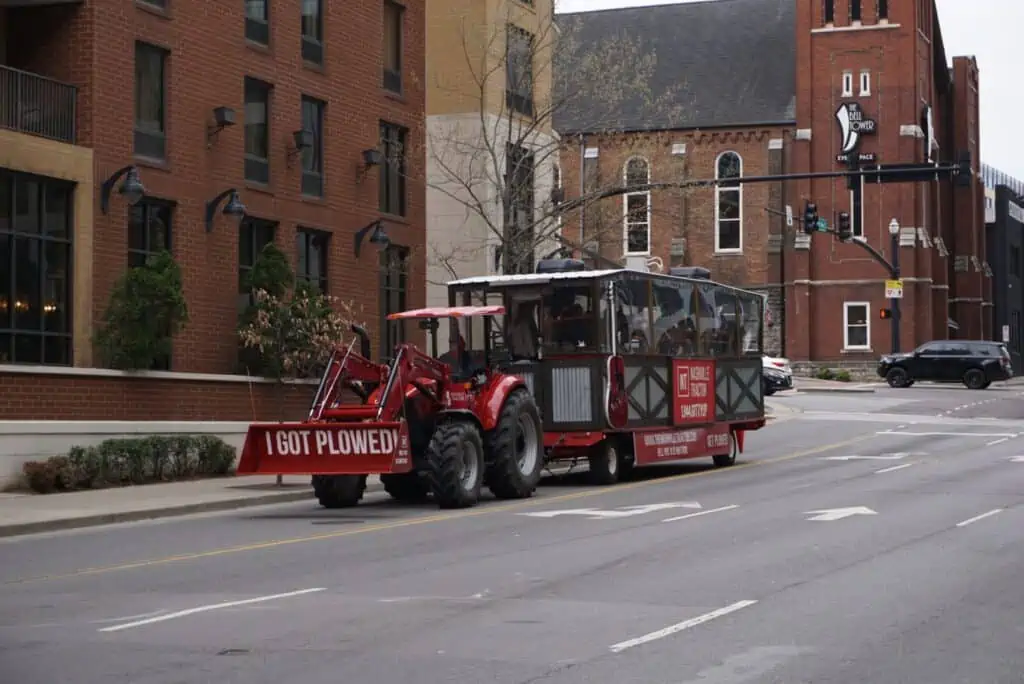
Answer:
236, 421, 413, 475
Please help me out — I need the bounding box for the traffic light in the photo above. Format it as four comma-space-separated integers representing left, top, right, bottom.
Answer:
836, 212, 852, 242
803, 201, 819, 235
879, 308, 893, 320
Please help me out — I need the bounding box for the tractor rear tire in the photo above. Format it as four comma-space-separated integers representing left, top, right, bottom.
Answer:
426, 421, 484, 509
485, 388, 545, 500
312, 474, 367, 508
380, 472, 431, 502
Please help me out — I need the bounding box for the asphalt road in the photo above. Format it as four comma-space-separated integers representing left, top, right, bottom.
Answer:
2, 391, 1023, 684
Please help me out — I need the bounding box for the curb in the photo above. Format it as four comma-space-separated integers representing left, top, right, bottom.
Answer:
796, 387, 876, 394
0, 483, 384, 539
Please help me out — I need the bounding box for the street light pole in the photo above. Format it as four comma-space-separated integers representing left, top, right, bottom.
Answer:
889, 218, 901, 354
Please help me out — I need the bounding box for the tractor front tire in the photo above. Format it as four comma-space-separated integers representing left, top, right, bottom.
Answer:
312, 474, 367, 508
486, 388, 545, 500
426, 421, 484, 509
380, 472, 431, 502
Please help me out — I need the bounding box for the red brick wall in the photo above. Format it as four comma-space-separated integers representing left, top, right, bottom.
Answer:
3, 0, 427, 420
786, 0, 983, 361
558, 127, 790, 288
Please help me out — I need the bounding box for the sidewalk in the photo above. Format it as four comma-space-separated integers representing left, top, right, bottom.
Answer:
791, 377, 880, 394
0, 475, 382, 538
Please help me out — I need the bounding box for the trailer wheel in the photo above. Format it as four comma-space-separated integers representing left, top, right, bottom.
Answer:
485, 388, 545, 499
588, 439, 621, 485
426, 421, 484, 509
380, 473, 431, 502
712, 431, 739, 468
312, 474, 367, 508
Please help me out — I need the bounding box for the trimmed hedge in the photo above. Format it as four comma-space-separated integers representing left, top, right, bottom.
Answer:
21, 435, 237, 494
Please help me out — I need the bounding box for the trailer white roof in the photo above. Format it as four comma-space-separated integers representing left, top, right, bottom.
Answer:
448, 268, 637, 287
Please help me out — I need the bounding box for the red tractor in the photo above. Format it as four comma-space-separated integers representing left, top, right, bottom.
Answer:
235, 305, 545, 509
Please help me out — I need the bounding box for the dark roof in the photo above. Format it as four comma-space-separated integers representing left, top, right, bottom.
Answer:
554, 0, 796, 134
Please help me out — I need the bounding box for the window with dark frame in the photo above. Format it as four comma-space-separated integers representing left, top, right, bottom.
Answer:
877, 0, 888, 19
850, 0, 861, 22
300, 96, 325, 197
824, 0, 834, 23
505, 25, 534, 117
238, 216, 277, 310
0, 171, 73, 366
245, 0, 270, 44
715, 152, 742, 252
379, 122, 407, 216
379, 245, 408, 361
504, 143, 535, 274
383, 0, 403, 92
244, 77, 271, 184
134, 41, 168, 160
127, 199, 173, 268
296, 228, 329, 293
301, 0, 324, 65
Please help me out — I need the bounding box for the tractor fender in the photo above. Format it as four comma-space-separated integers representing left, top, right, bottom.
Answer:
435, 409, 484, 433
474, 375, 529, 432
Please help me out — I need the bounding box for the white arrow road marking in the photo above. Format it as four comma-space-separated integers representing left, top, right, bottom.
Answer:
518, 502, 702, 520
956, 508, 1003, 528
987, 437, 1010, 446
804, 506, 877, 522
97, 588, 326, 633
875, 463, 915, 474
663, 504, 740, 523
1010, 456, 1024, 462
821, 453, 912, 461
608, 600, 758, 653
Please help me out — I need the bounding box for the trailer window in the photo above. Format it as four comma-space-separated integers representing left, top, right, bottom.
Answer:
737, 292, 763, 355
652, 281, 698, 355
615, 278, 652, 353
542, 285, 597, 352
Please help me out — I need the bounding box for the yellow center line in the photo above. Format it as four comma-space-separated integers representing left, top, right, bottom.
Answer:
3, 432, 872, 586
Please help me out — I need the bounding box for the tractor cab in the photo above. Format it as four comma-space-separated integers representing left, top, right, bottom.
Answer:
385, 305, 505, 382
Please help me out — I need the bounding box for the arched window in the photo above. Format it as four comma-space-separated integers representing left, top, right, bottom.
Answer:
715, 152, 742, 252
623, 157, 650, 255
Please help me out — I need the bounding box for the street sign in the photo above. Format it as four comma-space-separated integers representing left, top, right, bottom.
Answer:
884, 279, 903, 298
1002, 325, 1010, 343
785, 205, 793, 227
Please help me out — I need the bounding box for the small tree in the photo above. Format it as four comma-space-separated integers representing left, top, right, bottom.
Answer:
238, 281, 363, 381
93, 250, 189, 371
423, 6, 690, 280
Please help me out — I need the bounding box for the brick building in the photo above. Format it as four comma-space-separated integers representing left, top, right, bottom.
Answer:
0, 0, 424, 481
556, 0, 985, 366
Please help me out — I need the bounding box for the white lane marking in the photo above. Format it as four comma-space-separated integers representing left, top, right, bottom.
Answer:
986, 437, 1010, 446
956, 509, 1004, 528
877, 430, 1017, 438
608, 600, 758, 653
875, 463, 915, 474
662, 504, 739, 523
97, 588, 326, 633
803, 506, 877, 522
90, 610, 169, 624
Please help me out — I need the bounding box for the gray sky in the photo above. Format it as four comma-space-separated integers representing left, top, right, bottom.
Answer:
555, 0, 1023, 181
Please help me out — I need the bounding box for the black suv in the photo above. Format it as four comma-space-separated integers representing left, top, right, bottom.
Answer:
877, 340, 1013, 389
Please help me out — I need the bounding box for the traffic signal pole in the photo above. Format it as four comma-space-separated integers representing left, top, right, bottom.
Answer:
890, 228, 901, 354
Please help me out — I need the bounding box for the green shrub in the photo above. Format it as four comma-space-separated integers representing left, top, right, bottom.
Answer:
20, 435, 236, 494
834, 369, 852, 382
815, 367, 835, 380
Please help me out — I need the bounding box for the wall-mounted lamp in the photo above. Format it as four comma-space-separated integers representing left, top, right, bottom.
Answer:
288, 129, 313, 161
205, 188, 246, 232
362, 148, 384, 167
100, 165, 146, 215
206, 106, 236, 148
353, 219, 390, 258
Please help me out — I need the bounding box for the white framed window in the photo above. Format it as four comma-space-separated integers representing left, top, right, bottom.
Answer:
859, 70, 871, 96
843, 301, 871, 350
714, 151, 742, 253
841, 70, 853, 97
623, 157, 650, 255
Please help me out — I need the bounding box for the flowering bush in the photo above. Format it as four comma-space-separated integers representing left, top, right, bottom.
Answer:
239, 282, 362, 380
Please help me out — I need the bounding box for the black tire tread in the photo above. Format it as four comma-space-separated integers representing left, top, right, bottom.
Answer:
312, 474, 367, 508
425, 421, 483, 509
380, 472, 431, 502
485, 388, 545, 500
588, 441, 620, 485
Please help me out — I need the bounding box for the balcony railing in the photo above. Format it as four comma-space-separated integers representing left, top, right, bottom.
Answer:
0, 64, 77, 144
